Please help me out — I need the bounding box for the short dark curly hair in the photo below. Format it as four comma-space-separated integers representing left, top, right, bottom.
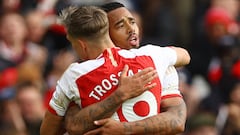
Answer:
100, 2, 125, 13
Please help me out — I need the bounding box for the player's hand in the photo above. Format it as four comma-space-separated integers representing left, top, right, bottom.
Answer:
117, 65, 158, 100
83, 118, 125, 135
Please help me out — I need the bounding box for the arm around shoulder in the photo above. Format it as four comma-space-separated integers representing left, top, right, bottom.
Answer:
171, 46, 191, 67
40, 110, 64, 135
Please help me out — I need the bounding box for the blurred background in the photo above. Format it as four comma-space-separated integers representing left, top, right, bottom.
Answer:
0, 0, 240, 135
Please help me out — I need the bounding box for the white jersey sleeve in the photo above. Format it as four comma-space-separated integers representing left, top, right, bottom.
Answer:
49, 64, 78, 116
138, 45, 177, 64
135, 45, 177, 81
49, 82, 71, 116
161, 66, 182, 99
132, 45, 181, 98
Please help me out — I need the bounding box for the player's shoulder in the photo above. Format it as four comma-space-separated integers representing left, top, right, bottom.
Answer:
64, 59, 105, 77
116, 44, 159, 58
131, 44, 165, 54
140, 44, 166, 50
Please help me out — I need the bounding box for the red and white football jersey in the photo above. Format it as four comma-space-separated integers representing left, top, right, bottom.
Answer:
49, 45, 181, 122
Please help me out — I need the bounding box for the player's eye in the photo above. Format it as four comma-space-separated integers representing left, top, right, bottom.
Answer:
130, 20, 136, 25
117, 23, 124, 29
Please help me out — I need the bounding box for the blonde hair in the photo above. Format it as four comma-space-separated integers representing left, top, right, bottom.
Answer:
60, 6, 109, 40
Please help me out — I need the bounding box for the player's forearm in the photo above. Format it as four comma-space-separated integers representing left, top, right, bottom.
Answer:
65, 66, 157, 134
123, 99, 186, 135
40, 111, 64, 135
65, 90, 126, 135
171, 47, 191, 67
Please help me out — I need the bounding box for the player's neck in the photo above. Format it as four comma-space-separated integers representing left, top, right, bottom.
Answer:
97, 35, 115, 49
87, 35, 115, 59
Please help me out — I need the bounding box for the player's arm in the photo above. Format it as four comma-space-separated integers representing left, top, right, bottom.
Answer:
65, 88, 126, 135
125, 67, 187, 134
158, 66, 187, 134
65, 65, 158, 135
40, 111, 64, 135
84, 68, 186, 135
170, 46, 190, 67
128, 66, 187, 135
160, 97, 187, 133
132, 66, 186, 134
40, 89, 70, 135
85, 66, 187, 135
85, 97, 186, 135
140, 45, 190, 68
128, 97, 186, 135
41, 68, 74, 135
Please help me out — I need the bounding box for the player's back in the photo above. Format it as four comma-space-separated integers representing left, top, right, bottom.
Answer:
75, 47, 161, 108
50, 45, 177, 120
73, 45, 177, 122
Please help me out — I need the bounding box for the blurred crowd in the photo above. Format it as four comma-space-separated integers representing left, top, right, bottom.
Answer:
0, 0, 240, 135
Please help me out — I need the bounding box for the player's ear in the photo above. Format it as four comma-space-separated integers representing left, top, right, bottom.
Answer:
78, 39, 87, 50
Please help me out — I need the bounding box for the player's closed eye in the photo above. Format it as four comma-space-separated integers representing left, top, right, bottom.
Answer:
117, 23, 124, 29
128, 18, 136, 24
130, 20, 136, 25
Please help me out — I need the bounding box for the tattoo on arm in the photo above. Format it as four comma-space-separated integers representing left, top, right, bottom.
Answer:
158, 101, 186, 134
66, 91, 125, 134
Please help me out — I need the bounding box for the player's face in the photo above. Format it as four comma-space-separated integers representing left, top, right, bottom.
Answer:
108, 7, 140, 50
